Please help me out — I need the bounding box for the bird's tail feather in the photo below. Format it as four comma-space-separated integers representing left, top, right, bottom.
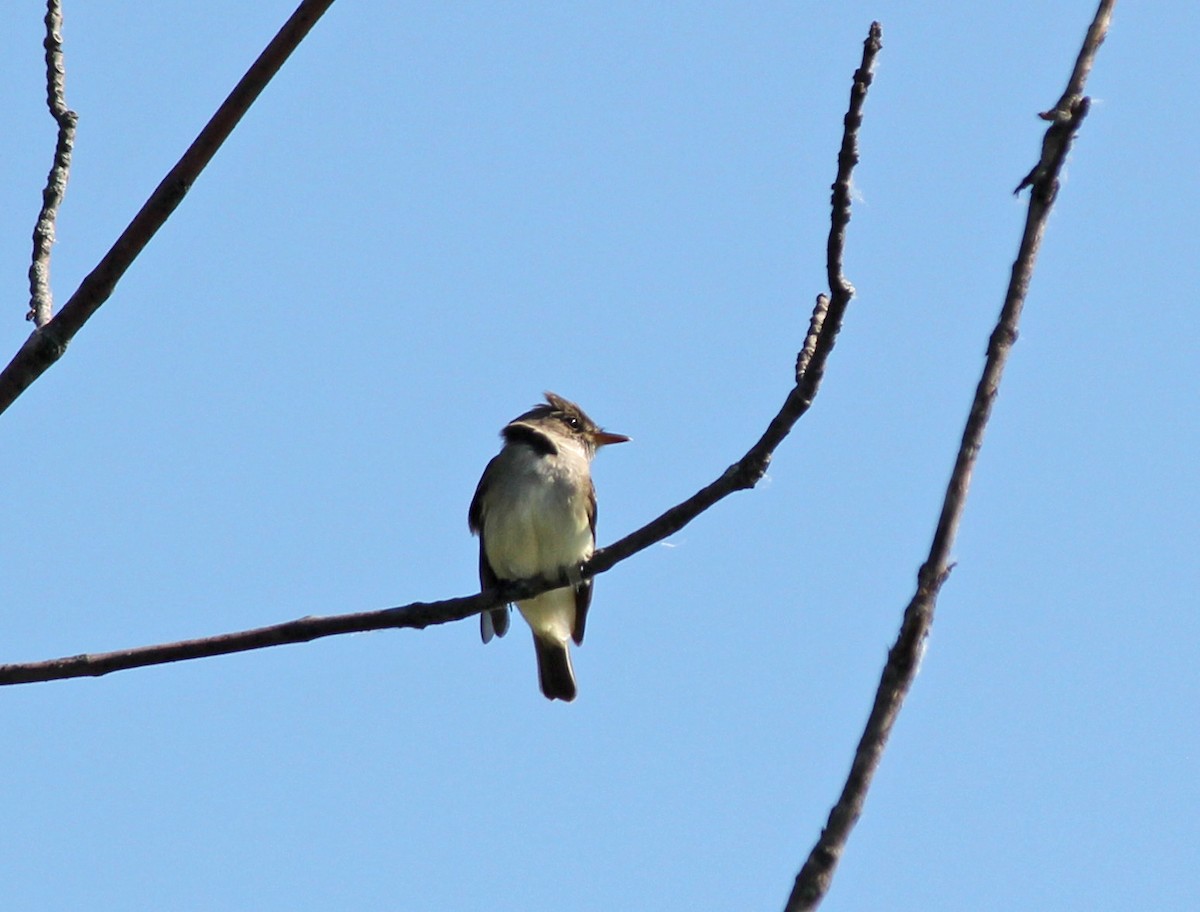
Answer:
481, 607, 510, 643
533, 635, 577, 702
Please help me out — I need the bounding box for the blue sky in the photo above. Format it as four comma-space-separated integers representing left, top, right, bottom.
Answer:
1, 3, 1196, 910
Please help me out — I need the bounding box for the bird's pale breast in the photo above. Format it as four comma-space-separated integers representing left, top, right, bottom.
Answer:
481, 443, 593, 644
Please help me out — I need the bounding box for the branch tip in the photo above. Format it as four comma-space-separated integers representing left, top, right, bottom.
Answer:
28, 0, 78, 328
784, 4, 1113, 909
5, 0, 339, 412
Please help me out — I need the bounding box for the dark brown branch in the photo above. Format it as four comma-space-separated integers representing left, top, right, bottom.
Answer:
0, 19, 883, 689
592, 21, 882, 571
0, 593, 492, 685
795, 294, 829, 383
1015, 0, 1113, 196
1, 0, 337, 415
27, 0, 78, 328
783, 4, 1113, 910
1062, 0, 1115, 111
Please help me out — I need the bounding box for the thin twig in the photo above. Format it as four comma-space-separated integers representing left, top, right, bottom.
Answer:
588, 20, 881, 571
1016, 0, 1114, 195
0, 21, 884, 688
1, 0, 337, 414
27, 0, 78, 328
795, 295, 829, 383
783, 4, 1114, 910
1063, 0, 1116, 107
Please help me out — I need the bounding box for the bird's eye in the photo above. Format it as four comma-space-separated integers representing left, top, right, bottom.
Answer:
565, 415, 582, 430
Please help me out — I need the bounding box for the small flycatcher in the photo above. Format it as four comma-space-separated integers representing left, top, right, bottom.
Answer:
469, 392, 628, 701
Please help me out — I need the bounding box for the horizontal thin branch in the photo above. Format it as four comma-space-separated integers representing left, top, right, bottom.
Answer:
27, 0, 78, 328
1, 0, 337, 415
0, 18, 882, 690
0, 593, 491, 685
783, 4, 1114, 910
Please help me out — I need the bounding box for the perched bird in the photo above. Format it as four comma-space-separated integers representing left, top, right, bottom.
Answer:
469, 392, 629, 701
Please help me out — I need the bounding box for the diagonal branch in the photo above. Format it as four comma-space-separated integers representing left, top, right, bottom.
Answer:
1, 0, 337, 415
0, 23, 884, 688
588, 21, 881, 572
27, 0, 78, 329
783, 3, 1115, 910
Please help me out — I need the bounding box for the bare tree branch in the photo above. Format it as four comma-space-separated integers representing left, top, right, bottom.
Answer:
1, 0, 337, 415
783, 3, 1115, 910
0, 593, 494, 685
27, 0, 78, 329
586, 20, 881, 573
0, 21, 883, 689
795, 294, 829, 384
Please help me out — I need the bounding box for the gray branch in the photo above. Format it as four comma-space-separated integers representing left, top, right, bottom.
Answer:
783, 3, 1115, 909
2, 0, 338, 413
27, 0, 78, 328
0, 23, 883, 689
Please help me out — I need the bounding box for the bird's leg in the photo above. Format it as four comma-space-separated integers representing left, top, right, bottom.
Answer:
564, 561, 585, 589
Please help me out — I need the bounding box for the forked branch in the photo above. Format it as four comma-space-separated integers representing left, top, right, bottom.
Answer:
0, 25, 884, 687
1, 0, 338, 414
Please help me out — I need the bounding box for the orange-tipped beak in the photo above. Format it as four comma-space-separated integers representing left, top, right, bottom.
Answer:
592, 430, 631, 447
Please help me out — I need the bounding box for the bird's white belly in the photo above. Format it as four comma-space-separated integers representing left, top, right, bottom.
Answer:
482, 468, 593, 644
516, 588, 578, 643
482, 478, 593, 580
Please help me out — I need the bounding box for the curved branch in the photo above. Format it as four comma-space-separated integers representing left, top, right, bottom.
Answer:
784, 4, 1114, 910
591, 20, 881, 573
1, 0, 337, 414
28, 0, 78, 328
0, 21, 883, 689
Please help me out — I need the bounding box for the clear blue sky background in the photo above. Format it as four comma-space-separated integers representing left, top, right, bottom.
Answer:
1, 3, 1196, 910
